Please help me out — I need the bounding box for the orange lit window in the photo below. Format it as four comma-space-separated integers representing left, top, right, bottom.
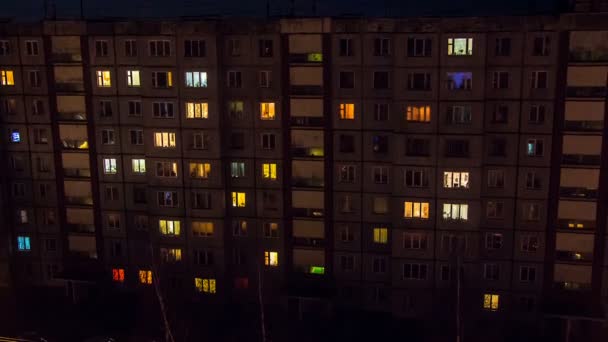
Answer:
404, 201, 430, 219
339, 103, 355, 120
112, 268, 125, 282
0, 70, 15, 86
96, 70, 111, 87
483, 293, 499, 311
138, 269, 153, 284
194, 277, 216, 294
260, 102, 276, 120
406, 105, 431, 122
264, 251, 278, 266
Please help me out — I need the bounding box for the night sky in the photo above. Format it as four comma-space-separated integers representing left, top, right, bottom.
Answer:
1, 0, 562, 21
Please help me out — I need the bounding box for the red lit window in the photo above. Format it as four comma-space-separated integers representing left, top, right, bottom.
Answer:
112, 268, 125, 282
235, 277, 249, 289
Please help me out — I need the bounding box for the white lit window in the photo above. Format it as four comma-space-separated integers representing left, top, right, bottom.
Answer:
442, 203, 468, 221
447, 38, 473, 56
126, 70, 140, 87
230, 162, 245, 178
264, 251, 278, 266
132, 159, 146, 174
185, 71, 208, 87
443, 171, 469, 189
103, 158, 117, 174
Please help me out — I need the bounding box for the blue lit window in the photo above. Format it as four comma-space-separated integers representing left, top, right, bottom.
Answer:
10, 129, 20, 143
447, 72, 472, 90
17, 236, 31, 251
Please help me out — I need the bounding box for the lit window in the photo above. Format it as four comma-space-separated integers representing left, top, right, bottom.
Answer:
231, 162, 245, 178
406, 105, 431, 122
154, 132, 176, 148
132, 159, 146, 174
138, 270, 153, 284
185, 71, 208, 87
231, 192, 246, 207
373, 227, 388, 244
263, 222, 279, 238
192, 221, 214, 237
526, 139, 544, 157
151, 71, 173, 88
443, 172, 470, 189
447, 72, 473, 90
126, 70, 140, 87
159, 219, 181, 236
442, 203, 469, 221
1, 70, 15, 86
157, 191, 178, 207
103, 158, 117, 174
262, 163, 277, 180
260, 102, 276, 120
483, 293, 500, 311
96, 70, 111, 87
194, 278, 216, 294
112, 268, 125, 282
189, 162, 211, 179
17, 236, 31, 251
160, 248, 182, 262
447, 38, 473, 56
186, 102, 209, 119
403, 201, 430, 219
339, 103, 355, 120
155, 161, 178, 178
264, 251, 278, 266
10, 129, 20, 143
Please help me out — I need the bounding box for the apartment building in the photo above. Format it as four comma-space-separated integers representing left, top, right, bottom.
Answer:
0, 11, 607, 331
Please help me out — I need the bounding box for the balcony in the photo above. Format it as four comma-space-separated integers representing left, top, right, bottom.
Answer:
563, 120, 604, 132
66, 223, 95, 233
64, 167, 91, 178
569, 50, 608, 63
290, 85, 323, 96
292, 177, 324, 188
65, 196, 94, 206
555, 250, 593, 262
58, 111, 87, 121
55, 82, 85, 92
553, 281, 592, 291
293, 237, 325, 248
288, 53, 323, 64
559, 186, 598, 199
292, 146, 324, 158
566, 86, 607, 98
556, 219, 595, 231
61, 139, 89, 150
292, 207, 324, 218
290, 116, 324, 127
292, 264, 326, 275
561, 154, 601, 166
51, 52, 82, 63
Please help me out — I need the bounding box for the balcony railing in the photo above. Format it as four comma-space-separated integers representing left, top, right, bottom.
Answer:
569, 51, 608, 63
566, 86, 607, 98
51, 52, 82, 63
290, 116, 324, 127
293, 264, 326, 275
293, 237, 326, 248
559, 187, 598, 199
556, 219, 596, 230
58, 111, 87, 121
288, 53, 323, 63
292, 207, 324, 218
562, 154, 601, 166
553, 281, 592, 291
292, 177, 324, 188
563, 120, 604, 132
290, 85, 323, 96
55, 82, 85, 92
63, 167, 91, 178
66, 223, 95, 233
65, 196, 94, 206
555, 250, 593, 262
61, 139, 89, 150
292, 146, 324, 158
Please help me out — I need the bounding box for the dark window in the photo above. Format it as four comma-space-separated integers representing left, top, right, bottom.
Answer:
407, 37, 432, 57
99, 100, 112, 117
373, 71, 389, 89
339, 134, 355, 153
373, 103, 389, 121
373, 38, 390, 56
124, 40, 137, 57
372, 135, 388, 153
489, 138, 507, 157
492, 104, 509, 123
228, 71, 242, 88
529, 105, 546, 124
405, 169, 429, 187
339, 71, 355, 89
95, 40, 108, 57
128, 100, 141, 116
406, 138, 430, 156
495, 38, 511, 56
532, 36, 550, 56
259, 39, 273, 57
184, 40, 206, 57
339, 38, 353, 57
492, 71, 510, 89
133, 187, 147, 204
445, 140, 469, 157
230, 132, 245, 149
191, 191, 212, 209
407, 73, 431, 91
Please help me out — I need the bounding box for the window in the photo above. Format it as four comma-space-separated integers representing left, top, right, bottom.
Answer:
193, 133, 209, 150
338, 165, 356, 183
262, 191, 278, 210
191, 191, 212, 209
492, 104, 509, 123
184, 39, 206, 57
185, 71, 207, 88
403, 233, 427, 249
159, 219, 181, 236
487, 169, 505, 188
95, 40, 108, 57
260, 102, 275, 120
440, 265, 452, 281
339, 134, 355, 153
340, 255, 354, 271
12, 182, 25, 197
154, 132, 176, 148
257, 39, 273, 57
231, 192, 246, 207
194, 250, 214, 265
521, 235, 539, 252
373, 227, 388, 244
525, 171, 542, 190
532, 36, 550, 56
373, 103, 389, 121
339, 103, 355, 120
484, 263, 499, 280
112, 268, 125, 283
42, 209, 56, 225
373, 71, 389, 89
529, 105, 546, 124
446, 105, 472, 124
485, 233, 503, 249
149, 40, 171, 57
1, 98, 16, 115
0, 70, 15, 86
133, 187, 147, 204
373, 38, 390, 56
372, 257, 387, 274
227, 71, 242, 88
339, 195, 353, 213
101, 129, 115, 145
403, 263, 427, 280
39, 184, 49, 197
406, 105, 431, 122
155, 161, 177, 178
25, 40, 39, 56
495, 38, 511, 56
405, 169, 429, 187
28, 70, 40, 87
194, 278, 216, 294
443, 171, 469, 189
0, 40, 10, 56
10, 156, 24, 171
483, 294, 500, 311
128, 100, 142, 116
407, 72, 431, 91
447, 72, 472, 90
264, 251, 278, 267
96, 70, 111, 87
189, 162, 211, 179
231, 133, 244, 149
139, 270, 153, 285
232, 220, 247, 237
372, 135, 388, 153
151, 71, 173, 88
442, 203, 469, 221
526, 139, 544, 157
228, 39, 241, 56
98, 100, 112, 118
492, 71, 510, 89
126, 70, 140, 87
129, 129, 143, 145
339, 38, 353, 57
339, 225, 353, 242
44, 238, 57, 252
17, 236, 31, 251
524, 203, 541, 221
445, 140, 469, 158
160, 248, 182, 262
447, 38, 473, 56
531, 71, 548, 89
124, 40, 137, 57
520, 266, 536, 283
263, 222, 279, 238
32, 99, 44, 115
404, 201, 430, 219
261, 133, 276, 150
9, 129, 20, 143
103, 158, 117, 174
407, 37, 432, 57
157, 191, 179, 207
339, 71, 354, 89
262, 163, 277, 180
486, 201, 505, 219
152, 102, 174, 119
228, 101, 244, 120
33, 128, 49, 144
372, 166, 388, 184
132, 159, 146, 174
192, 221, 214, 237
230, 162, 245, 178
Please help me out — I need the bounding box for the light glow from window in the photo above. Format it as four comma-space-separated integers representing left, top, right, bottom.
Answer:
264, 251, 278, 266
404, 201, 430, 219
231, 192, 246, 207
339, 103, 355, 120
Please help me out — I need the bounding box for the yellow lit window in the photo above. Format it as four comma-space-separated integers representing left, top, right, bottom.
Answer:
406, 105, 431, 122
126, 70, 140, 87
262, 163, 277, 180
483, 293, 499, 311
192, 221, 214, 237
96, 70, 111, 87
231, 192, 246, 207
373, 227, 388, 244
404, 201, 430, 219
1, 70, 15, 86
264, 251, 278, 266
154, 132, 176, 148
189, 162, 211, 178
167, 71, 173, 87
112, 268, 125, 282
161, 248, 182, 262
260, 102, 276, 120
339, 103, 355, 120
159, 219, 180, 236
195, 277, 217, 294
186, 102, 209, 119
138, 270, 153, 284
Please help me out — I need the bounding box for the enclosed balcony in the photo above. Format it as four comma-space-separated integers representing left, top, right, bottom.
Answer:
292, 190, 324, 217
291, 130, 324, 158
556, 200, 596, 230
66, 208, 95, 233
292, 160, 324, 188
68, 234, 97, 260
290, 99, 324, 127
51, 36, 82, 63
559, 168, 599, 199
293, 248, 325, 275
64, 180, 93, 206
62, 153, 91, 178
292, 220, 325, 247
569, 31, 608, 63
561, 135, 602, 166
553, 264, 592, 291
288, 35, 323, 64
566, 66, 608, 98
555, 232, 594, 262
290, 66, 323, 95
54, 66, 84, 92
57, 95, 87, 121
60, 124, 89, 150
